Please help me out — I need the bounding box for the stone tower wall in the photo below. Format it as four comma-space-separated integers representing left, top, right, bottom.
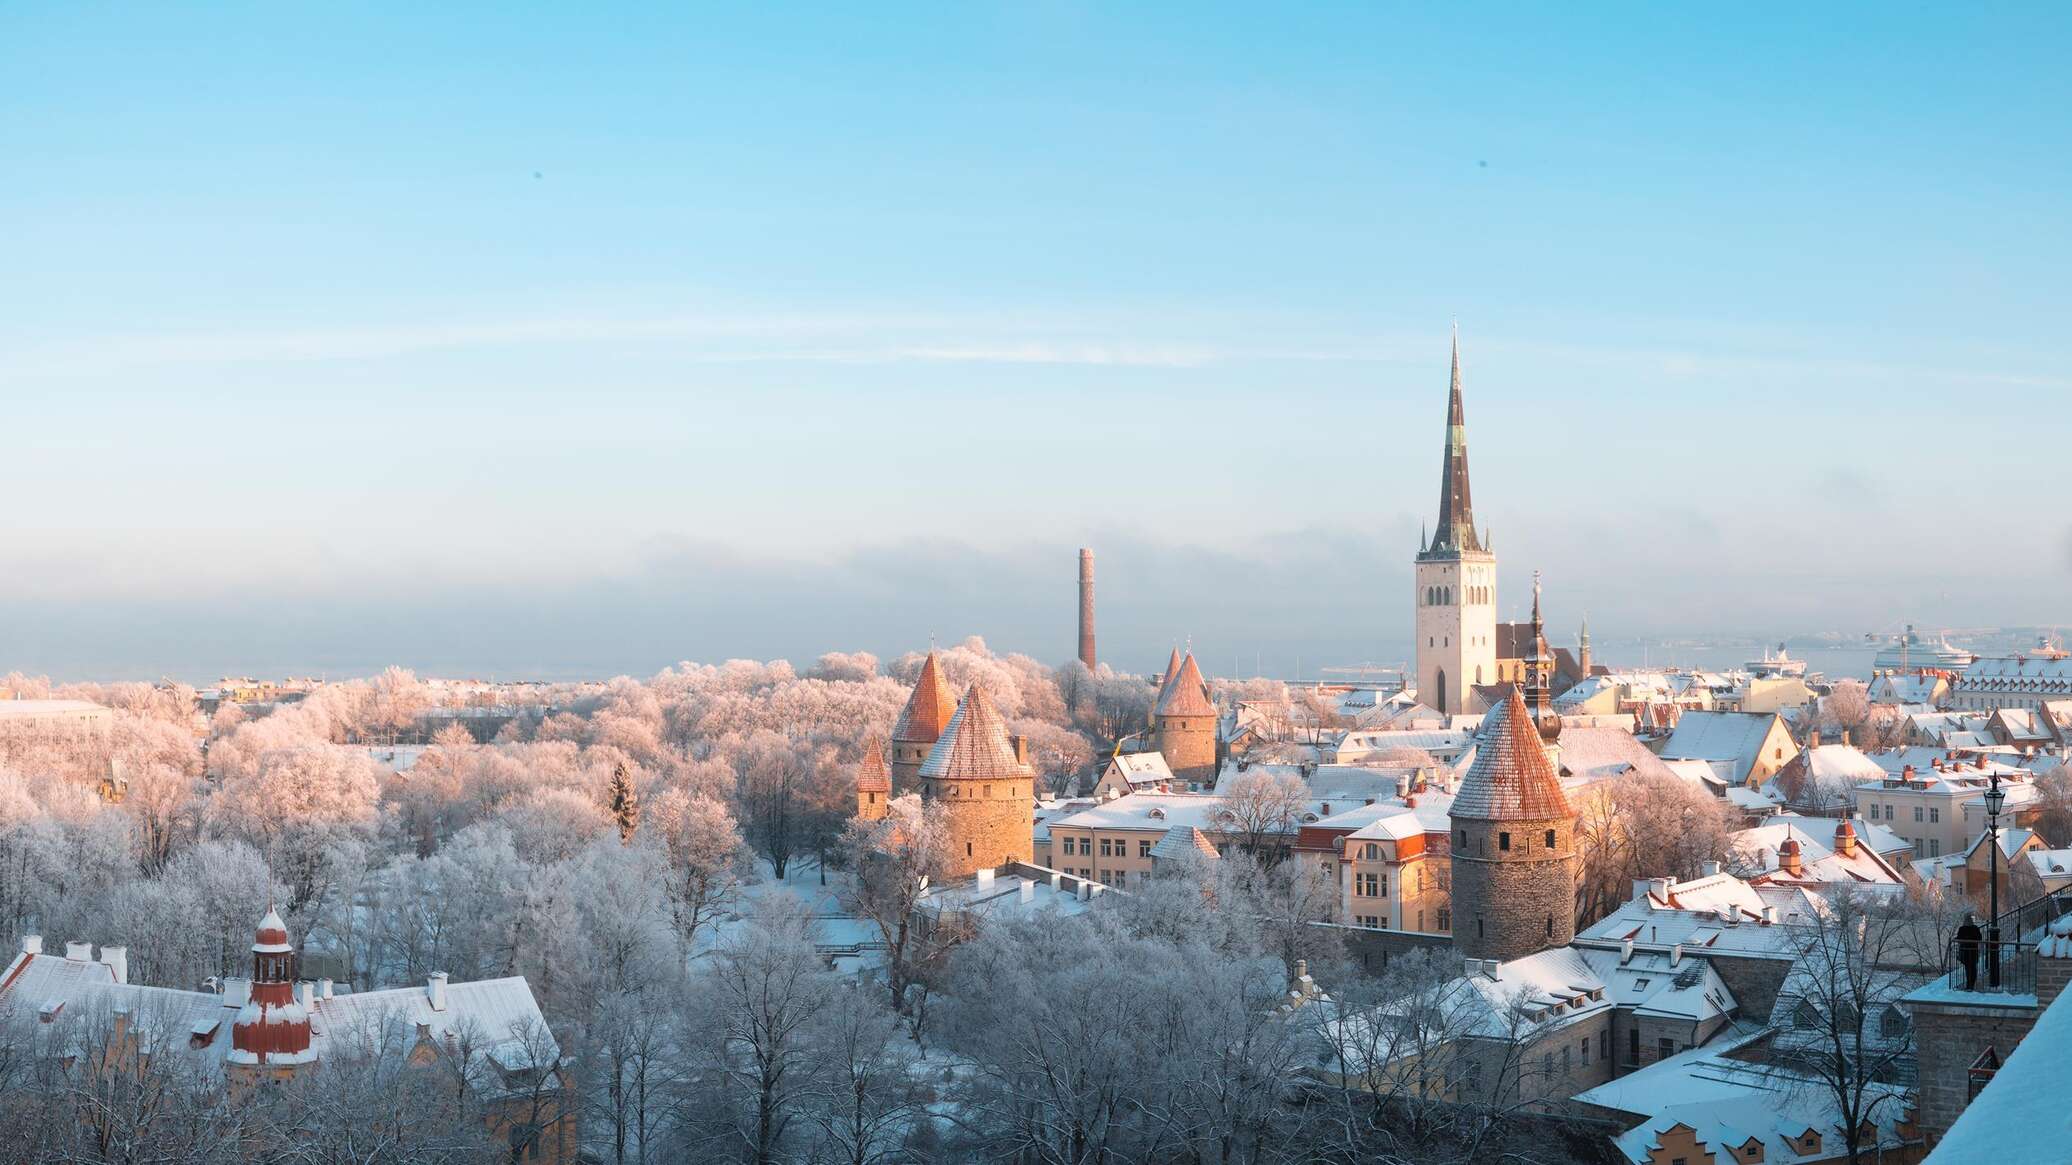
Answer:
889, 740, 931, 794
1450, 813, 1576, 962
1414, 552, 1498, 715
1155, 715, 1217, 787
927, 776, 1035, 878
857, 788, 888, 822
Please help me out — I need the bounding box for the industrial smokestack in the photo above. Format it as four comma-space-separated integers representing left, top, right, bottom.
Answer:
1077, 548, 1097, 671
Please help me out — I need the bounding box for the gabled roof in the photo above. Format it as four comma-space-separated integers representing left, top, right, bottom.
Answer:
1659, 711, 1788, 779
855, 737, 890, 793
1451, 687, 1571, 822
1149, 825, 1220, 862
1155, 653, 1215, 718
892, 651, 958, 744
919, 685, 1029, 782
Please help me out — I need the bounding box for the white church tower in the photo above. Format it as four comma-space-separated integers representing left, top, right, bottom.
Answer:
1413, 328, 1497, 715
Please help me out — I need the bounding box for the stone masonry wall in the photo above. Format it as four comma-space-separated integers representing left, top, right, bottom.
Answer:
1452, 815, 1575, 963
1155, 715, 1217, 787
1908, 997, 2040, 1145
930, 777, 1034, 879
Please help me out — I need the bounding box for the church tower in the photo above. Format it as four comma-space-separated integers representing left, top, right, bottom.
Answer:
890, 650, 957, 794
1414, 328, 1498, 715
227, 908, 316, 1085
1153, 651, 1218, 788
920, 683, 1036, 878
1449, 685, 1576, 963
855, 735, 891, 823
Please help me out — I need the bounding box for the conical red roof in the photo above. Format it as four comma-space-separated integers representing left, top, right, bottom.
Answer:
893, 651, 957, 744
1155, 652, 1215, 718
920, 684, 1029, 781
856, 736, 891, 793
1157, 647, 1182, 700
1451, 686, 1572, 821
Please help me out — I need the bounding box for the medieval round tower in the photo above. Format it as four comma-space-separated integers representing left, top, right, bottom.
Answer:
855, 734, 891, 823
1448, 686, 1577, 963
1153, 651, 1218, 788
890, 649, 956, 794
920, 682, 1035, 878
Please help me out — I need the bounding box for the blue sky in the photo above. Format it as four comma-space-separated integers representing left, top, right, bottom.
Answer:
2, 4, 2066, 680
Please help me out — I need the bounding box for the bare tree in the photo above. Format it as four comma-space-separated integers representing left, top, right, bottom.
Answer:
1218, 770, 1310, 863
1774, 889, 1929, 1165
839, 794, 969, 1021
704, 897, 841, 1165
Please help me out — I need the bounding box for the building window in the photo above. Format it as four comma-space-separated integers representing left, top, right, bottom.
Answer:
1629, 1028, 1639, 1062
1357, 873, 1380, 897
1915, 807, 1924, 823
1930, 838, 1940, 856
1545, 829, 1556, 849
1138, 840, 1152, 857
1477, 918, 1485, 938
1437, 909, 1450, 931
1658, 1037, 1674, 1062
1930, 808, 1940, 823
1499, 832, 1511, 851
1546, 915, 1554, 938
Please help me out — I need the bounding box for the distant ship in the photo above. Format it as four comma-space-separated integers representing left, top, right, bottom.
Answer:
1746, 644, 1809, 679
1871, 624, 1975, 673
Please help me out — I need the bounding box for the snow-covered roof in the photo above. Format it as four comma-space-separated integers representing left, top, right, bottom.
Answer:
1658, 711, 1789, 781
1051, 792, 1227, 834
1552, 726, 1681, 786
0, 945, 559, 1093
1579, 1039, 1915, 1165
1728, 819, 1905, 891
0, 699, 112, 721
1576, 873, 1821, 962
1101, 751, 1174, 785
1333, 728, 1471, 763
1149, 826, 1220, 862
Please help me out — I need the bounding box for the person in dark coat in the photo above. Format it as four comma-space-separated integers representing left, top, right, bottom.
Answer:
1956, 912, 1983, 989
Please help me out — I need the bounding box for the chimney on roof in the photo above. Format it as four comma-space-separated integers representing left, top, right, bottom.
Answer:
1834, 820, 1858, 858
1762, 906, 1779, 925
1632, 879, 1652, 902
1842, 729, 1852, 748
1670, 943, 1683, 967
1010, 735, 1029, 766
1018, 879, 1034, 903
1902, 764, 1915, 782
427, 972, 448, 1012
976, 868, 995, 889
320, 978, 334, 1000
98, 945, 127, 985
299, 980, 315, 1010
20, 935, 40, 956
64, 941, 90, 962
1620, 939, 1634, 964
1780, 838, 1804, 876
1810, 729, 1821, 748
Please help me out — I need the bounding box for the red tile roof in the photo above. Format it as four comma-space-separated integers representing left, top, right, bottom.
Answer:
920, 684, 1029, 781
1156, 652, 1216, 718
892, 650, 957, 743
1452, 686, 1573, 821
856, 736, 891, 792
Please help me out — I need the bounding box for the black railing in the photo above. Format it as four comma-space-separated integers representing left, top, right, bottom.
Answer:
1943, 937, 2038, 996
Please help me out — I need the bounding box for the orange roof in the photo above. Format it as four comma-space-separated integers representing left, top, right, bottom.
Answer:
892, 650, 957, 743
920, 684, 1029, 781
856, 736, 891, 792
1451, 686, 1573, 821
1156, 652, 1216, 718
1157, 646, 1182, 699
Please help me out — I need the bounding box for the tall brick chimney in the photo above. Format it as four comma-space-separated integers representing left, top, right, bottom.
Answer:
1077, 548, 1097, 671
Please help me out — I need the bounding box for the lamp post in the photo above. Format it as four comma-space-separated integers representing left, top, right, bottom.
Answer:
1985, 771, 2006, 988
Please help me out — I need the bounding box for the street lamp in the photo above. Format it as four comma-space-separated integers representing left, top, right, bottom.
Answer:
1985, 771, 2006, 988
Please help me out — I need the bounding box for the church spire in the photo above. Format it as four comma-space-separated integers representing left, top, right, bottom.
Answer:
1426, 326, 1482, 558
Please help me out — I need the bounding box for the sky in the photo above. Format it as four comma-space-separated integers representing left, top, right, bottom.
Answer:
2, 3, 2067, 682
